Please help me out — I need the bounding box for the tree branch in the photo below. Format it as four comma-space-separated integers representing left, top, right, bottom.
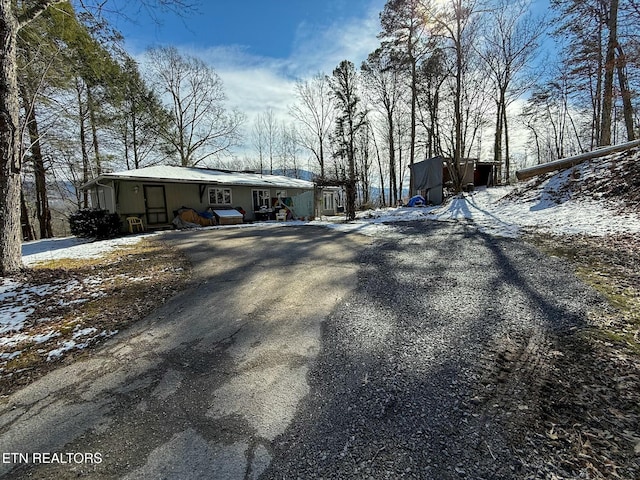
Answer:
17, 0, 66, 29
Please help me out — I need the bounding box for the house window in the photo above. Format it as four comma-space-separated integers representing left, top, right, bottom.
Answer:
97, 188, 106, 209
209, 187, 232, 205
323, 192, 335, 211
252, 189, 270, 210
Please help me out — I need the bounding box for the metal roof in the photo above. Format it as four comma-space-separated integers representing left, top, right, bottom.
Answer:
82, 165, 315, 190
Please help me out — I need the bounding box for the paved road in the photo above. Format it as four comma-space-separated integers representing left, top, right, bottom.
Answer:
0, 222, 602, 479
0, 226, 369, 479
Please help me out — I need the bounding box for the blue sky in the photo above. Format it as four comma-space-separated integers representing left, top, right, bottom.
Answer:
109, 0, 551, 157
125, 0, 385, 60
109, 0, 386, 125
113, 0, 387, 76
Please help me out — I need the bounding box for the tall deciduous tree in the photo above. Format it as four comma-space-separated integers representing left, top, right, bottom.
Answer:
361, 47, 405, 206
252, 107, 278, 174
145, 46, 244, 167
429, 0, 485, 192
551, 0, 636, 148
477, 0, 544, 182
379, 0, 431, 195
289, 73, 334, 179
600, 0, 619, 146
416, 48, 447, 161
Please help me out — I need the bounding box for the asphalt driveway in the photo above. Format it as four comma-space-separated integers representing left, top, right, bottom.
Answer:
0, 226, 369, 479
0, 223, 603, 479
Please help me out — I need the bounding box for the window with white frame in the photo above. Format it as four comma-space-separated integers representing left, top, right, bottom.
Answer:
252, 189, 270, 210
209, 187, 232, 205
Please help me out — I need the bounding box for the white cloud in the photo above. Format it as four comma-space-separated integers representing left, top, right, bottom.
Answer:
196, 47, 296, 121
288, 2, 384, 75
182, 1, 384, 125
128, 1, 386, 159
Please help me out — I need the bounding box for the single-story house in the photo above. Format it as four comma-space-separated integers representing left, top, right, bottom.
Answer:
81, 165, 319, 230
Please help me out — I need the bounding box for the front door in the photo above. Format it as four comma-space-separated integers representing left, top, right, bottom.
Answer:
144, 185, 168, 225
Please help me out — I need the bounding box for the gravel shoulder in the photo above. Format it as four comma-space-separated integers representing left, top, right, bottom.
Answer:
262, 222, 638, 479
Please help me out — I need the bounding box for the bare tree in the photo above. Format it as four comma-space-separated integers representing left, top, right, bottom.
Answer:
379, 0, 432, 195
477, 0, 545, 182
428, 0, 486, 191
416, 48, 447, 161
551, 0, 637, 148
600, 0, 619, 146
361, 47, 406, 206
145, 46, 244, 167
251, 115, 267, 174
279, 121, 300, 178
252, 107, 278, 174
329, 60, 367, 221
521, 70, 585, 163
289, 73, 334, 179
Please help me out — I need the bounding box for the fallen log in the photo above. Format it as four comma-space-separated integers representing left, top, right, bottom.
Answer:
515, 139, 640, 181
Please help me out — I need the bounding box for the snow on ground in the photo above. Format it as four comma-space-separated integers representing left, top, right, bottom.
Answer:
4, 162, 639, 369
21, 233, 159, 266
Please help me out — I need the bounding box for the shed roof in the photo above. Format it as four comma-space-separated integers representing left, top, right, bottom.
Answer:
82, 165, 315, 190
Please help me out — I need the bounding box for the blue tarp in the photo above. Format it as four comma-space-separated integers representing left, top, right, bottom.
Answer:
406, 195, 426, 207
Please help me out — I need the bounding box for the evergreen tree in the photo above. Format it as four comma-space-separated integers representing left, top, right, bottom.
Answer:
329, 60, 367, 221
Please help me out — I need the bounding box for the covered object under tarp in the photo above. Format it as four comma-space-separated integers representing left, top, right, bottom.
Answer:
409, 157, 443, 205
173, 208, 216, 228
406, 195, 426, 207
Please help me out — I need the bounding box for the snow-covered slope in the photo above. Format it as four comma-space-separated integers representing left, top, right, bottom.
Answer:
351, 146, 640, 238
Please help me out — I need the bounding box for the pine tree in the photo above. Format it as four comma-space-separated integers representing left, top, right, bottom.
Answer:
329, 60, 367, 221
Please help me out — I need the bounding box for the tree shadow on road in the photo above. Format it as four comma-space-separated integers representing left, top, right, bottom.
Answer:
262, 221, 604, 479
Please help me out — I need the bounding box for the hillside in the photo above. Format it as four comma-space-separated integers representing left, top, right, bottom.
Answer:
508, 145, 640, 212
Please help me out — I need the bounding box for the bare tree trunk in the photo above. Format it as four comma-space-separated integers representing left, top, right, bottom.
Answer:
493, 97, 503, 181
592, 22, 604, 149
600, 0, 619, 146
616, 45, 636, 141
86, 85, 103, 175
503, 101, 511, 183
0, 0, 23, 275
409, 54, 416, 196
20, 189, 34, 241
387, 111, 397, 206
20, 85, 53, 238
396, 121, 404, 201
76, 79, 91, 208
370, 126, 386, 206
452, 0, 464, 192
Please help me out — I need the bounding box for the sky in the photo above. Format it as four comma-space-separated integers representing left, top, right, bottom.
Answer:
105, 0, 551, 160
109, 0, 386, 125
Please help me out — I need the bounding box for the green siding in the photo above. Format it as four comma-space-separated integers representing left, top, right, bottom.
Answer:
105, 181, 315, 225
